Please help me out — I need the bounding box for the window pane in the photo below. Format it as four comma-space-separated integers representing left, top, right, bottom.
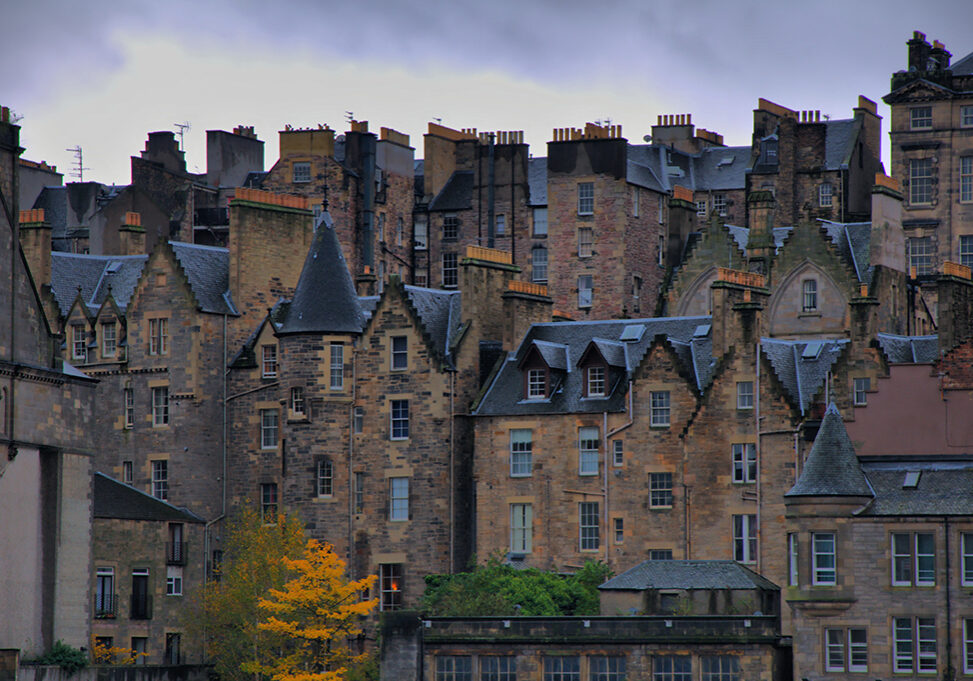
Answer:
510, 429, 533, 477
579, 426, 599, 475
579, 502, 599, 550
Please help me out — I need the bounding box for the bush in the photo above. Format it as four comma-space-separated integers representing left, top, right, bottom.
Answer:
29, 641, 88, 675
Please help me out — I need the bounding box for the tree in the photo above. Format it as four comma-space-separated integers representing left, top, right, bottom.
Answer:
242, 539, 378, 681
187, 508, 306, 681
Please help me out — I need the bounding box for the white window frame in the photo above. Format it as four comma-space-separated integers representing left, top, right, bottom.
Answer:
578, 227, 593, 258
962, 533, 973, 586
72, 323, 86, 361
577, 182, 594, 215
495, 213, 505, 236
696, 199, 707, 216
587, 366, 606, 397
261, 344, 277, 378
812, 532, 836, 585
443, 214, 459, 240
578, 275, 593, 308
700, 655, 738, 681
650, 472, 673, 508
152, 386, 169, 427
329, 342, 343, 389
260, 409, 278, 449
389, 477, 409, 521
736, 381, 754, 410
391, 336, 408, 371
526, 369, 546, 400
731, 443, 757, 484
166, 566, 183, 596
892, 532, 936, 586
825, 628, 845, 672
290, 386, 305, 415
442, 252, 458, 288
510, 503, 532, 553
353, 406, 364, 434
578, 426, 599, 476
316, 458, 333, 497
911, 106, 933, 130
961, 235, 973, 269
910, 158, 933, 205
124, 388, 135, 428
101, 322, 116, 357
917, 617, 937, 673
909, 236, 934, 275
853, 377, 870, 406
960, 156, 973, 203
413, 215, 428, 250
788, 533, 798, 586
532, 207, 548, 236
579, 501, 599, 551
849, 628, 868, 673
733, 514, 756, 564
612, 440, 624, 466
964, 619, 973, 674
531, 246, 548, 283
390, 400, 409, 440
819, 183, 833, 207
292, 161, 311, 183
510, 429, 532, 477
149, 318, 168, 355
151, 460, 168, 500
650, 391, 671, 427
713, 193, 727, 216
963, 105, 973, 128
614, 517, 624, 544
802, 279, 818, 312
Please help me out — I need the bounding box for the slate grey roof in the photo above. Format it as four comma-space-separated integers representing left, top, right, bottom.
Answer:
402, 285, 464, 368
33, 186, 69, 249
859, 460, 973, 516
818, 220, 872, 283
625, 144, 749, 195
242, 170, 267, 188
93, 473, 203, 522
761, 338, 847, 415
786, 403, 873, 497
876, 333, 939, 364
50, 252, 147, 316
953, 50, 973, 76
359, 295, 380, 321
428, 170, 473, 211
170, 242, 237, 315
694, 146, 751, 191
528, 158, 547, 206
824, 118, 860, 170
725, 224, 792, 254
278, 213, 365, 335
475, 316, 713, 416
599, 560, 779, 591
588, 339, 627, 368
626, 159, 666, 193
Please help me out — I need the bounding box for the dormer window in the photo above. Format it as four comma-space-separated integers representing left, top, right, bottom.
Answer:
526, 369, 547, 399
587, 366, 606, 397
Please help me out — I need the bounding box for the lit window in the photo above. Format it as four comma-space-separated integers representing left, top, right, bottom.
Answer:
292, 162, 311, 183
578, 227, 593, 258
151, 460, 168, 500
72, 323, 86, 361
510, 503, 532, 553
650, 391, 670, 427
442, 252, 458, 288
910, 158, 933, 205
389, 477, 408, 521
802, 279, 818, 311
894, 616, 937, 673
700, 656, 739, 681
578, 275, 593, 308
731, 443, 757, 483
713, 193, 727, 216
578, 182, 594, 215
891, 532, 935, 586
819, 183, 833, 207
587, 366, 606, 397
911, 106, 933, 129
533, 207, 548, 236
123, 388, 134, 428
261, 482, 277, 520
316, 459, 333, 497
526, 368, 546, 399
414, 215, 428, 250
812, 532, 836, 584
391, 336, 407, 370
101, 322, 116, 357
443, 215, 459, 240
853, 377, 870, 406
290, 386, 305, 415
653, 655, 691, 681
961, 157, 972, 203
329, 343, 343, 389
260, 409, 278, 449
390, 400, 409, 440
736, 381, 753, 410
510, 429, 532, 477
531, 246, 548, 283
435, 655, 472, 681
578, 426, 599, 476
908, 236, 934, 275
152, 387, 169, 427
261, 345, 277, 378
733, 515, 756, 563
380, 563, 402, 611
650, 472, 673, 508
579, 501, 599, 550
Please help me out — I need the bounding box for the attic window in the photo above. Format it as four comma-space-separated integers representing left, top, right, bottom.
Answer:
903, 471, 921, 488
693, 324, 711, 338
717, 156, 734, 167
620, 324, 646, 343
106, 260, 123, 273
801, 341, 824, 360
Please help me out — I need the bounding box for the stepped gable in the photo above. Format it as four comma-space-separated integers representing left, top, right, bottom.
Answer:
51, 252, 147, 316
94, 472, 203, 523
277, 213, 365, 335
859, 460, 973, 516
761, 338, 847, 415
876, 333, 939, 364
170, 242, 237, 315
401, 283, 464, 368
818, 220, 873, 284
428, 170, 473, 211
786, 403, 872, 497
600, 559, 779, 591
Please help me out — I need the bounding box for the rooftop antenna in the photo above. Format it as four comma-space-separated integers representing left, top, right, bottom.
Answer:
595, 118, 613, 127
174, 121, 191, 151
433, 117, 442, 124
344, 111, 354, 124
65, 145, 90, 182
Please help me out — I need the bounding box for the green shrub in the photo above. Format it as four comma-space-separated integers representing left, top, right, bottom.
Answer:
30, 641, 88, 675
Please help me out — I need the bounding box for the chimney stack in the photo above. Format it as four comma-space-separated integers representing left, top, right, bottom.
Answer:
19, 209, 51, 289
118, 211, 146, 256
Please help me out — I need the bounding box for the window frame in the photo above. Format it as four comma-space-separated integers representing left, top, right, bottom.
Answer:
390, 399, 409, 440
577, 227, 593, 259
443, 214, 459, 240
700, 655, 739, 681
802, 279, 818, 312
261, 344, 278, 378
891, 532, 936, 586
532, 207, 548, 236
733, 514, 757, 564
328, 342, 344, 389
909, 236, 935, 275
910, 158, 933, 205
586, 365, 606, 397
736, 381, 754, 410
495, 213, 505, 236
590, 655, 626, 681
509, 429, 533, 477
910, 106, 933, 130
292, 161, 311, 183
819, 183, 833, 208
260, 482, 278, 519
152, 386, 169, 427
962, 105, 973, 128
123, 388, 135, 428
101, 322, 116, 357
731, 443, 757, 484
788, 533, 798, 586
72, 323, 87, 361
316, 458, 333, 497
260, 409, 279, 449
442, 252, 458, 288
510, 503, 532, 553
414, 215, 428, 251
712, 193, 727, 216
649, 472, 673, 508
579, 501, 600, 551
151, 460, 168, 500
434, 655, 472, 681
612, 440, 624, 466
577, 274, 593, 308
962, 533, 973, 586
391, 336, 408, 371
961, 235, 973, 268
650, 391, 671, 427
149, 317, 168, 356
290, 386, 305, 416
389, 477, 409, 521
526, 368, 547, 400
577, 182, 594, 215
578, 426, 599, 476
166, 565, 183, 596
964, 618, 973, 674
532, 245, 548, 283
812, 532, 837, 585
853, 377, 870, 406
960, 156, 973, 203
543, 655, 580, 681
653, 655, 692, 681
379, 563, 402, 611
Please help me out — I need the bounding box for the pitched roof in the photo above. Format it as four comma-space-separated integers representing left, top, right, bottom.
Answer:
428, 170, 473, 211
93, 472, 203, 522
859, 460, 973, 515
599, 560, 779, 591
693, 146, 751, 191
952, 50, 973, 76
761, 338, 847, 415
824, 118, 860, 170
528, 158, 547, 206
787, 403, 873, 497
50, 252, 147, 316
818, 220, 873, 284
170, 242, 237, 314
876, 333, 939, 364
725, 224, 792, 254
277, 213, 365, 335
402, 284, 464, 368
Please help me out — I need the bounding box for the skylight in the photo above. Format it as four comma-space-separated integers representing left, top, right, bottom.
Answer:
620, 324, 646, 342
106, 261, 123, 273
903, 471, 921, 488
801, 341, 824, 360
693, 324, 711, 338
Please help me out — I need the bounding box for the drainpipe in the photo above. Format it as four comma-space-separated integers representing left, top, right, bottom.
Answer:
449, 370, 455, 572
349, 339, 357, 567
605, 383, 635, 569
603, 410, 609, 566
755, 341, 761, 573
945, 516, 954, 681
204, 312, 229, 582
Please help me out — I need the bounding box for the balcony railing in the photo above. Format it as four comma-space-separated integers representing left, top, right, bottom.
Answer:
130, 594, 152, 620
94, 593, 117, 619
167, 541, 188, 566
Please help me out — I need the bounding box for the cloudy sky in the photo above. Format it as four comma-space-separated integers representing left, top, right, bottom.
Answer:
3, 0, 970, 186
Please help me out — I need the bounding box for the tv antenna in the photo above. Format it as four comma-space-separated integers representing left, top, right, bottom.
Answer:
174, 121, 191, 151
65, 146, 90, 182
345, 111, 355, 124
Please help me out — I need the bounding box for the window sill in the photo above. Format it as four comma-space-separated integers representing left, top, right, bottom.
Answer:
510, 473, 533, 478
798, 311, 821, 318
390, 437, 409, 442
649, 505, 673, 511
313, 495, 338, 503
579, 471, 599, 477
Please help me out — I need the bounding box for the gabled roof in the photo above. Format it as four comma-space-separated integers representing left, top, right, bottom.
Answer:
952, 50, 973, 76
51, 252, 147, 316
599, 560, 779, 591
523, 339, 569, 371
823, 118, 860, 170
761, 338, 847, 415
693, 146, 751, 191
428, 170, 473, 212
818, 220, 873, 284
475, 316, 712, 416
859, 460, 973, 516
402, 284, 464, 368
787, 403, 873, 497
876, 333, 939, 364
170, 242, 237, 315
626, 159, 665, 193
277, 213, 365, 335
528, 158, 547, 206
93, 472, 203, 522
581, 338, 627, 369
725, 224, 792, 254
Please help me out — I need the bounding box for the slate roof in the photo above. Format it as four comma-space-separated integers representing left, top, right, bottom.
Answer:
786, 403, 873, 497
824, 118, 860, 170
528, 158, 547, 206
475, 316, 713, 416
724, 224, 792, 254
428, 170, 473, 211
876, 333, 939, 363
599, 560, 779, 591
625, 144, 750, 195
278, 213, 365, 335
694, 146, 751, 191
953, 50, 973, 76
761, 338, 848, 415
93, 473, 203, 522
859, 460, 973, 516
402, 285, 464, 368
170, 242, 237, 315
626, 158, 666, 193
33, 186, 69, 249
818, 220, 872, 283
50, 252, 147, 316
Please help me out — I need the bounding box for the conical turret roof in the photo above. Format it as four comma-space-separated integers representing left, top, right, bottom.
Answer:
786, 403, 873, 497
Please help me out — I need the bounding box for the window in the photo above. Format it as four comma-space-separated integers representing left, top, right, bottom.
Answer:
892, 532, 935, 586
124, 388, 134, 428
963, 106, 973, 128
414, 215, 428, 250
442, 252, 458, 288
963, 533, 973, 586
612, 440, 624, 466
260, 409, 278, 449
390, 400, 409, 439
510, 503, 532, 553
261, 345, 277, 378
377, 213, 386, 242
961, 156, 973, 202
910, 158, 933, 205
131, 568, 150, 620
577, 275, 593, 308
380, 563, 402, 611
152, 386, 169, 426
964, 619, 973, 674
510, 429, 532, 477
911, 106, 933, 129
894, 617, 937, 673
650, 391, 670, 427
102, 322, 116, 357
495, 214, 506, 236
72, 323, 86, 361
961, 236, 973, 268
819, 183, 833, 207
389, 477, 409, 521
544, 655, 580, 681
653, 656, 691, 681
700, 656, 739, 681
526, 368, 547, 399
577, 182, 594, 215
353, 472, 364, 513
712, 193, 727, 216
590, 656, 625, 681
395, 217, 404, 246
166, 566, 183, 596
391, 336, 407, 370
853, 377, 870, 406
587, 366, 605, 397
165, 633, 181, 665
443, 214, 459, 240
812, 532, 836, 584
95, 567, 115, 618
788, 533, 798, 586
908, 236, 934, 275
733, 515, 756, 564
481, 657, 516, 681
578, 426, 599, 475
130, 637, 147, 665
292, 161, 311, 183
532, 246, 548, 283
578, 227, 593, 258
650, 549, 674, 560
579, 502, 599, 550
614, 517, 624, 543
802, 279, 818, 312
736, 381, 753, 410
732, 443, 757, 483
696, 199, 707, 216
261, 482, 278, 519
650, 472, 673, 508
290, 386, 305, 416
329, 343, 343, 389
633, 276, 642, 312
353, 406, 364, 434
533, 207, 548, 236
316, 458, 333, 497
826, 628, 868, 672
149, 318, 168, 355
122, 460, 133, 484
152, 460, 168, 500
435, 656, 472, 681
168, 523, 184, 564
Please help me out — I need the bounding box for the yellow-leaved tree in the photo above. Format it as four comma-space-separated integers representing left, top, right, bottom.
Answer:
242, 539, 378, 681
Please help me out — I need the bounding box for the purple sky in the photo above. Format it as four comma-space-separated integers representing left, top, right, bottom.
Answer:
3, 0, 970, 185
